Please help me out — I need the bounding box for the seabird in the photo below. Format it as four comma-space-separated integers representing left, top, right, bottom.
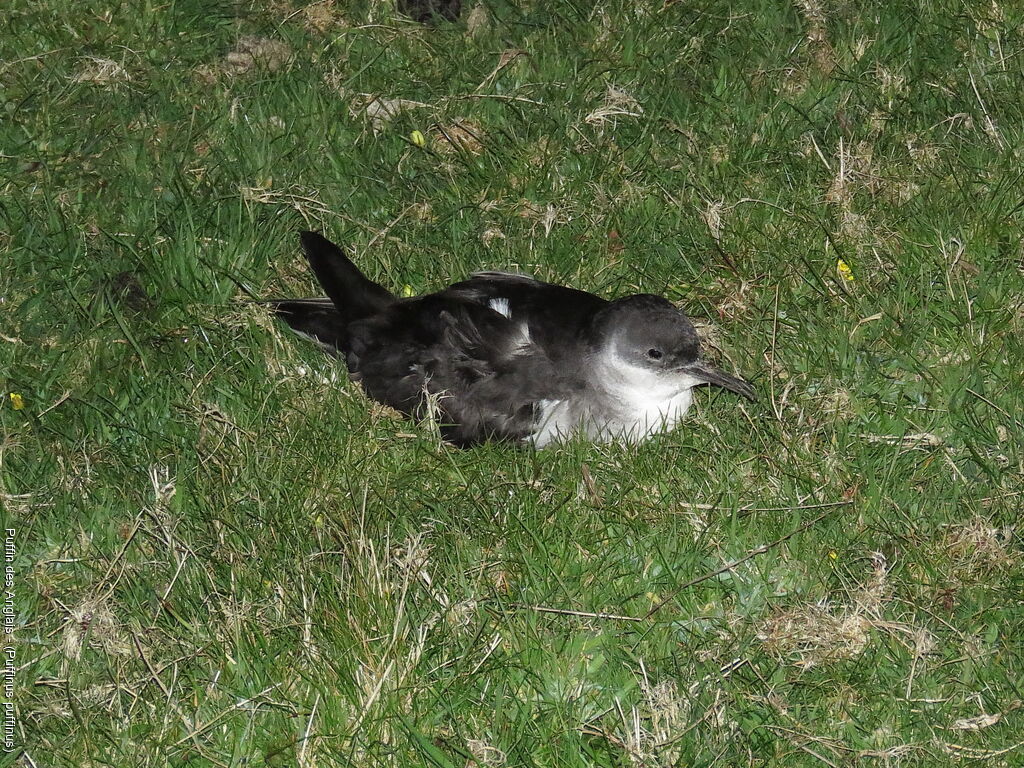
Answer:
270, 231, 755, 447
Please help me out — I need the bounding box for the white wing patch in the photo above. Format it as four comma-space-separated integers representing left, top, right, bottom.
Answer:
509, 322, 533, 356
488, 297, 511, 318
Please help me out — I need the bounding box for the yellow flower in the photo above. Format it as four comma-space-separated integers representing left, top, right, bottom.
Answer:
828, 550, 838, 561
9, 393, 24, 411
837, 258, 855, 282
410, 130, 426, 148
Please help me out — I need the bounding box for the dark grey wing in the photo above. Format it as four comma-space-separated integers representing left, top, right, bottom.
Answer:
442, 273, 608, 365
347, 295, 573, 445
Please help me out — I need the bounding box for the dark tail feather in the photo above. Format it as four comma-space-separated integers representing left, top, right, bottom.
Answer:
299, 231, 395, 322
270, 298, 348, 355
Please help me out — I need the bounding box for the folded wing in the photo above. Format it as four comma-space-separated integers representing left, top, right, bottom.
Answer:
442, 272, 607, 366
346, 295, 569, 445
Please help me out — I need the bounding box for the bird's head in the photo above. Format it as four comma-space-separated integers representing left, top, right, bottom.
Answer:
592, 295, 755, 400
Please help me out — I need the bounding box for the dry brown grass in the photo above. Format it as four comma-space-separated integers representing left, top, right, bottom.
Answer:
431, 119, 486, 155
348, 94, 432, 134
618, 675, 690, 766
758, 552, 912, 668
61, 598, 132, 662
584, 85, 644, 128
939, 517, 1016, 581
196, 36, 293, 82
794, 0, 836, 74
72, 57, 131, 84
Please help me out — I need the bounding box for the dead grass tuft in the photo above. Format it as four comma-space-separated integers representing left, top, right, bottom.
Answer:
823, 139, 899, 259
794, 0, 836, 74
301, 0, 345, 33
941, 517, 1016, 576
240, 179, 333, 224
481, 226, 506, 246
875, 64, 908, 105
759, 553, 895, 668
410, 201, 436, 222
61, 598, 132, 662
825, 140, 882, 206
432, 119, 485, 155
197, 36, 292, 81
516, 201, 570, 238
467, 738, 507, 766
778, 66, 811, 99
225, 36, 292, 74
760, 602, 873, 667
620, 676, 689, 766
349, 94, 431, 134
585, 85, 644, 126
72, 57, 131, 84
702, 199, 725, 242
465, 3, 490, 37
949, 711, 1005, 731
815, 381, 855, 420
708, 277, 756, 321
189, 423, 245, 489
54, 336, 104, 394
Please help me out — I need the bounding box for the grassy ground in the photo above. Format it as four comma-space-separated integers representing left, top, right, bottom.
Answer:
3, 0, 1023, 765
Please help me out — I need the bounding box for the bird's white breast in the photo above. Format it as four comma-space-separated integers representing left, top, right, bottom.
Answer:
529, 357, 702, 446
590, 359, 700, 442
530, 399, 575, 447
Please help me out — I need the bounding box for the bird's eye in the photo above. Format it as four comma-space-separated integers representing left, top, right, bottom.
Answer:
647, 348, 663, 360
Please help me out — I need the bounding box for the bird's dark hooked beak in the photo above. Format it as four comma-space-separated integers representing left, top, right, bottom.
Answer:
681, 361, 756, 401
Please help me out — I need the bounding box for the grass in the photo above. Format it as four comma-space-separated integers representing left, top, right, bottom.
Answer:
2, 0, 1023, 765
